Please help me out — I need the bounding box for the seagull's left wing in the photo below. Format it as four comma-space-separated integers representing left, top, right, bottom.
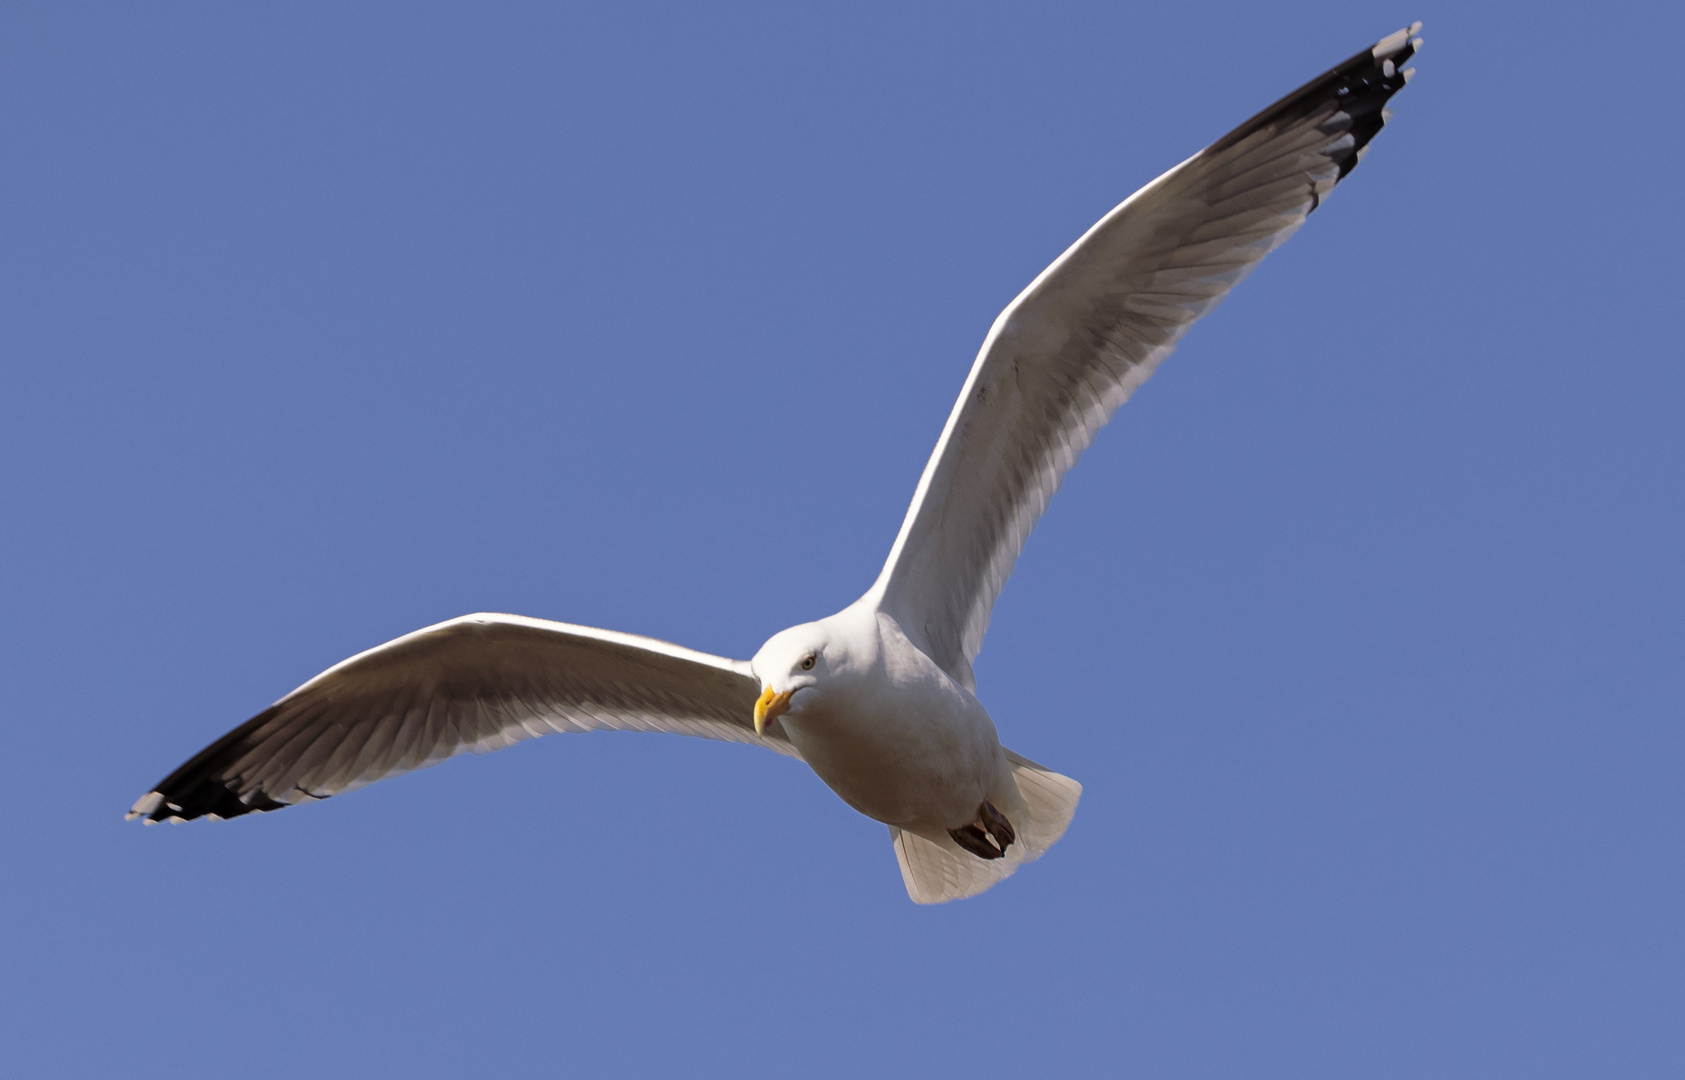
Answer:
127, 613, 795, 824
869, 26, 1420, 689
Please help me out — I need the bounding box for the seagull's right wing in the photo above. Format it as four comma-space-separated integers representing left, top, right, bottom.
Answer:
869, 26, 1420, 690
127, 613, 797, 824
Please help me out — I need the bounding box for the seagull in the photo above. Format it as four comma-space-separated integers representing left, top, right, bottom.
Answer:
128, 26, 1421, 903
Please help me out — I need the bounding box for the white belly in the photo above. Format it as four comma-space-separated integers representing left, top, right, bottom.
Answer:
782, 689, 1003, 832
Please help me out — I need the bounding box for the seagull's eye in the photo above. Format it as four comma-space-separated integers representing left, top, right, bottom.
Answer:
800, 653, 816, 671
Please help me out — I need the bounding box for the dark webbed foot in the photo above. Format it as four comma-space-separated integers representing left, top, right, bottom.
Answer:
949, 823, 1004, 859
979, 799, 1016, 851
948, 801, 1017, 861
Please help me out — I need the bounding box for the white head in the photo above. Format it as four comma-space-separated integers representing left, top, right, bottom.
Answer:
749, 621, 834, 735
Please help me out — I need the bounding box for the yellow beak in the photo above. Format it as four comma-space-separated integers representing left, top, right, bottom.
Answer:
754, 686, 794, 736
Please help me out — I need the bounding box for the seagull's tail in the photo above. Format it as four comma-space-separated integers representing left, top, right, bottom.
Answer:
889, 749, 1081, 904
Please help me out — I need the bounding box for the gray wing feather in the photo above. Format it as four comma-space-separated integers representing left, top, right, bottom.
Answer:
869, 27, 1419, 688
127, 612, 796, 824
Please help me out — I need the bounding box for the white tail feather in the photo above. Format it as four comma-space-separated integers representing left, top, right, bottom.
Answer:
890, 749, 1081, 904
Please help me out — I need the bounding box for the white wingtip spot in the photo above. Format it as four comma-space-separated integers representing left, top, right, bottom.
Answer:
127, 791, 164, 820
1402, 67, 1416, 83
1382, 106, 1394, 123
1373, 26, 1412, 59
1383, 58, 1396, 78
1411, 36, 1424, 51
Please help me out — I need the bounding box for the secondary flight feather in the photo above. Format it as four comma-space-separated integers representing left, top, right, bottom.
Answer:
129, 26, 1422, 904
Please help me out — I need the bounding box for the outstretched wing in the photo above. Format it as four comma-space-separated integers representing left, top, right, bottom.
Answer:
127, 612, 797, 824
869, 26, 1420, 689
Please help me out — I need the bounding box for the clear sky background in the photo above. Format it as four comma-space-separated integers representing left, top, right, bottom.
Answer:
3, 3, 1680, 1077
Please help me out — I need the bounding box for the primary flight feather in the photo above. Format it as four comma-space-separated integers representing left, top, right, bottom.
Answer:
129, 26, 1422, 904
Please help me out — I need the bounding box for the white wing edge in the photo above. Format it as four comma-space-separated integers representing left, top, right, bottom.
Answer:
861, 151, 1200, 618
278, 611, 757, 704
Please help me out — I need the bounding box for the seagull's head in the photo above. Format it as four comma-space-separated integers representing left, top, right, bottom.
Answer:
749, 622, 833, 735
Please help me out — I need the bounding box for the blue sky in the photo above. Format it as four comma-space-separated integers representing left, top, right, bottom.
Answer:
3, 2, 1681, 1077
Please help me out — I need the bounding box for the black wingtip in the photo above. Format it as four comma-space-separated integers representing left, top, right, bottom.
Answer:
125, 704, 294, 824
1209, 23, 1422, 186
126, 779, 286, 825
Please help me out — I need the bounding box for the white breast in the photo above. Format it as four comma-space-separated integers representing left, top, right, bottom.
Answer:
780, 608, 1006, 832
